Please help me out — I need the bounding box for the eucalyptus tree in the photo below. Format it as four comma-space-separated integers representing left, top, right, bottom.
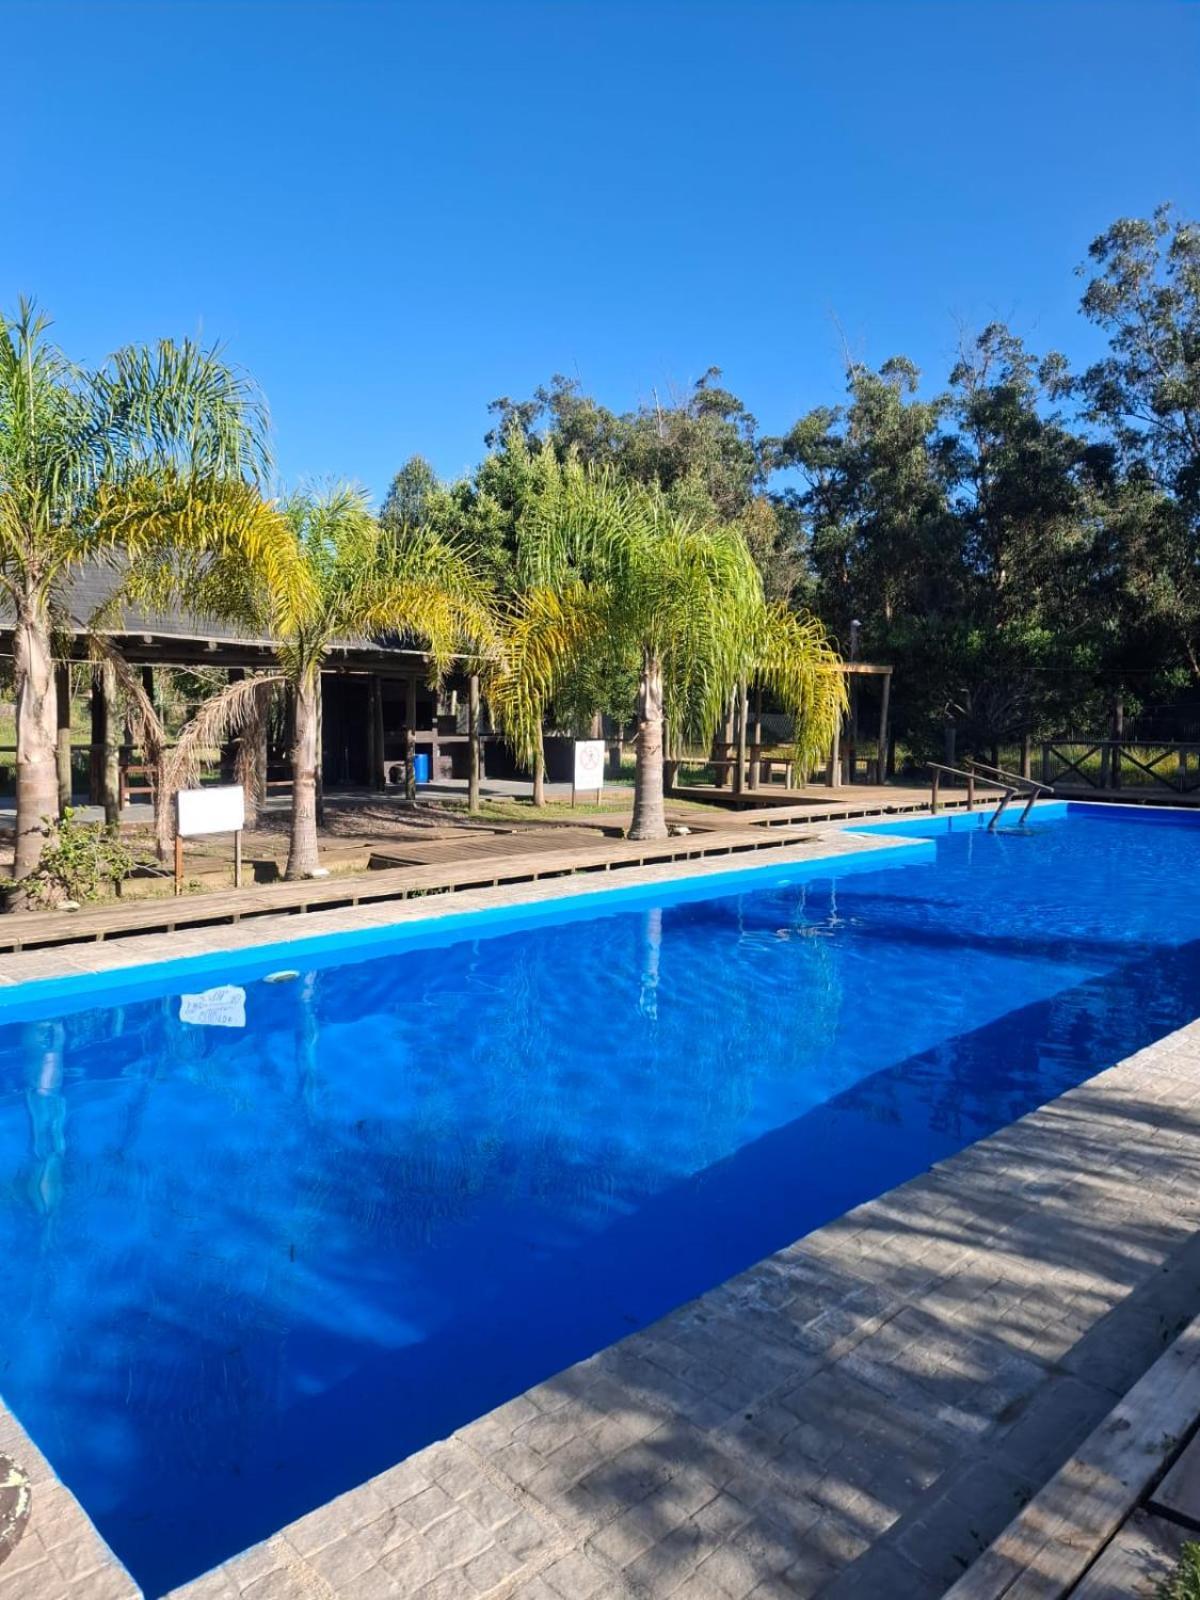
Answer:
1074, 205, 1200, 507
0, 299, 271, 887
486, 459, 845, 840
170, 486, 494, 880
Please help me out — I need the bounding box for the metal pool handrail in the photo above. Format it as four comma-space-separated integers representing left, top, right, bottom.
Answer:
964, 759, 1054, 797
928, 759, 1050, 830
964, 760, 1053, 829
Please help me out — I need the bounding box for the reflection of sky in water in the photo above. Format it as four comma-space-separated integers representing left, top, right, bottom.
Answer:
2, 809, 1200, 1594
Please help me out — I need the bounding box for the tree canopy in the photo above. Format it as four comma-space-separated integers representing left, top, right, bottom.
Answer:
385, 204, 1199, 765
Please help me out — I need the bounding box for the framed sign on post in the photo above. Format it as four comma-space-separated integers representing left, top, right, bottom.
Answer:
572, 740, 605, 808
175, 784, 246, 896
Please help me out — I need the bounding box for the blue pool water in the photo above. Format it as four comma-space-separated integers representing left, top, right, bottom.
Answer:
1, 803, 1199, 1594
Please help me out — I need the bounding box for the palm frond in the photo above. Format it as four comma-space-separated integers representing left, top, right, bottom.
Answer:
164, 672, 286, 799
486, 583, 606, 767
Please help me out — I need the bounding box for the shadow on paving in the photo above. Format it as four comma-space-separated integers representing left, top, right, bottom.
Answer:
56, 941, 1200, 1597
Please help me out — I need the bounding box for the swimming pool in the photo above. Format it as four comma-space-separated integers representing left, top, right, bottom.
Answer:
1, 801, 1197, 1594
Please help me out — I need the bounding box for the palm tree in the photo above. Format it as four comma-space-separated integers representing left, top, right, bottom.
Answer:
487, 458, 846, 840
171, 486, 494, 880
0, 299, 272, 890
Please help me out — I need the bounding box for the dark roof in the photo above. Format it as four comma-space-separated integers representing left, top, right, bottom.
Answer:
0, 561, 437, 671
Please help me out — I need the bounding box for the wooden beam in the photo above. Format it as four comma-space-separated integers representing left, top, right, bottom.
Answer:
877, 670, 891, 784
55, 663, 72, 816
468, 674, 481, 811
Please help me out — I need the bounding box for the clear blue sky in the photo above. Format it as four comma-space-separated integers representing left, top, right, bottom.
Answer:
5, 0, 1197, 500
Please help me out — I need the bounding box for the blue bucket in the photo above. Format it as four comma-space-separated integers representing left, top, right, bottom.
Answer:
413, 752, 431, 785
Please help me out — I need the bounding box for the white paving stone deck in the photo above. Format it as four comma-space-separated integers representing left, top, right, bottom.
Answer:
0, 826, 1198, 1599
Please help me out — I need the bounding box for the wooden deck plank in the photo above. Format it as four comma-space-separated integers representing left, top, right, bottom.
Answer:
368, 828, 607, 867
0, 825, 822, 954
942, 1312, 1200, 1600
1149, 1432, 1200, 1530
1069, 1510, 1189, 1599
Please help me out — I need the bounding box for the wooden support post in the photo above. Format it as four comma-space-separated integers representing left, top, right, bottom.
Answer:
1112, 696, 1124, 791
1041, 742, 1052, 785
55, 663, 72, 816
931, 768, 940, 813
174, 830, 184, 897
89, 668, 104, 803
405, 676, 417, 801
221, 668, 243, 782
367, 675, 384, 791
1021, 731, 1032, 780
718, 700, 735, 789
314, 672, 325, 826
733, 680, 748, 795
374, 676, 387, 791
967, 768, 976, 810
101, 660, 120, 826
233, 829, 243, 890
468, 673, 481, 812
749, 683, 762, 789
878, 671, 891, 786
826, 713, 841, 788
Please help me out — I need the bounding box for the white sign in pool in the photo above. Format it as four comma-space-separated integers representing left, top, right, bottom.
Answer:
179, 986, 246, 1028
176, 784, 246, 838
573, 739, 605, 801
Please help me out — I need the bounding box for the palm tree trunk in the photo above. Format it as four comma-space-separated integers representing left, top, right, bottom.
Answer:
629, 650, 668, 841
286, 672, 322, 880
12, 604, 60, 887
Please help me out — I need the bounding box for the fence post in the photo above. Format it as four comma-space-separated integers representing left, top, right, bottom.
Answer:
931, 769, 940, 814
1112, 697, 1123, 791
967, 768, 976, 810
1041, 743, 1052, 785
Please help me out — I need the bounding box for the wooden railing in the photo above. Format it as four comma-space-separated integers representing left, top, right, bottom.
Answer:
1041, 740, 1200, 795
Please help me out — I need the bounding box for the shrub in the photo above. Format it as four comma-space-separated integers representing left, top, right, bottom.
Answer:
11, 810, 136, 907
1160, 1543, 1200, 1600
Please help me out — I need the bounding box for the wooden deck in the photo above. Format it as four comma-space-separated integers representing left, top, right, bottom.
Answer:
669, 779, 919, 810
0, 823, 827, 954
944, 1310, 1200, 1599
669, 780, 976, 824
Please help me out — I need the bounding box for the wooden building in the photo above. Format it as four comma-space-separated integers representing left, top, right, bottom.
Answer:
2, 567, 471, 796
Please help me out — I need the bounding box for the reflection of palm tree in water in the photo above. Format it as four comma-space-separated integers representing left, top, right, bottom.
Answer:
638, 907, 663, 1021
295, 972, 322, 1115
23, 1022, 65, 1216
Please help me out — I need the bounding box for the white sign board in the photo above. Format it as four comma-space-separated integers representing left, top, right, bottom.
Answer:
176, 784, 245, 839
180, 986, 246, 1029
573, 740, 605, 794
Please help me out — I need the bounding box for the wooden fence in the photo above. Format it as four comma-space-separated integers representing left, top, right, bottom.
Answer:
1041, 739, 1200, 796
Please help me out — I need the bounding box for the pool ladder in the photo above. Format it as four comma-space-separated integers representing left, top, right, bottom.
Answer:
928, 761, 1053, 830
